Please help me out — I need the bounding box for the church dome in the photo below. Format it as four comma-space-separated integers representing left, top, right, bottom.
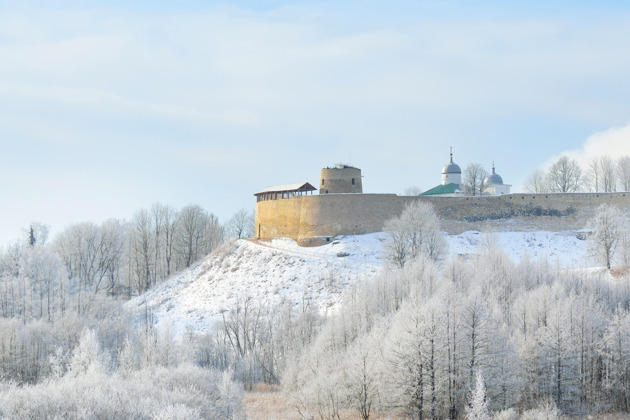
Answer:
484, 164, 504, 186
441, 151, 461, 175
442, 161, 461, 175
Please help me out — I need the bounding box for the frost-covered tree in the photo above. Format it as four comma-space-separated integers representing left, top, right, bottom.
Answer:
176, 204, 223, 269
217, 369, 244, 420
585, 156, 602, 192
118, 337, 139, 373
457, 294, 489, 387
344, 336, 382, 420
462, 163, 488, 196
524, 169, 550, 193
220, 295, 264, 388
600, 309, 630, 411
385, 294, 447, 419
161, 204, 179, 278
587, 155, 618, 192
49, 346, 66, 379
280, 241, 630, 417
403, 186, 423, 196
20, 245, 65, 321
383, 201, 447, 267
547, 156, 581, 192
226, 209, 254, 239
54, 221, 127, 311
521, 400, 561, 420
98, 219, 127, 295
587, 204, 624, 269
601, 155, 617, 192
129, 209, 153, 293
68, 328, 106, 376
534, 297, 582, 412
617, 155, 630, 192
0, 363, 243, 419
466, 371, 490, 420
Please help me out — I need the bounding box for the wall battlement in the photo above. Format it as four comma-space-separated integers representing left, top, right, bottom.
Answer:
254, 192, 630, 246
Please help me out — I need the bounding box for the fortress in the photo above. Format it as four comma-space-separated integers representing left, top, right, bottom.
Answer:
254, 154, 630, 246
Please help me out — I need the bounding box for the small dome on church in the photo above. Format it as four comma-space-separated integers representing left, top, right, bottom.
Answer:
484, 164, 504, 186
441, 150, 461, 175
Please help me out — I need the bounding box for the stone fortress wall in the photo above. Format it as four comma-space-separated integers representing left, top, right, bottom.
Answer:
255, 192, 630, 246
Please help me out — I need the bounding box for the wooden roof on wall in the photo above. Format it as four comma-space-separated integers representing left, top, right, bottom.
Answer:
254, 182, 316, 196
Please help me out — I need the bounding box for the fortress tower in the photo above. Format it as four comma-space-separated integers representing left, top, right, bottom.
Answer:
319, 164, 362, 194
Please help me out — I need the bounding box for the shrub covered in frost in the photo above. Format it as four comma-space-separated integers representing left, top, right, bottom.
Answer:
0, 364, 243, 419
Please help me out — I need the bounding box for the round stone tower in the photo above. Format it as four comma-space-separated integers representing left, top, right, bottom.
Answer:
319, 164, 363, 194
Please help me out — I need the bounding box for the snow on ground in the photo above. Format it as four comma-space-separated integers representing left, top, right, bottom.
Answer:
126, 230, 589, 336
447, 230, 589, 268
126, 235, 384, 336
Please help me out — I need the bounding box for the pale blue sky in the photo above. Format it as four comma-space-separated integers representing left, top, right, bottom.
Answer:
1, 1, 629, 245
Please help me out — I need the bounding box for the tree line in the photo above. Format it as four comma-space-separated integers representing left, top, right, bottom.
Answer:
160, 202, 629, 419
524, 154, 630, 194
0, 203, 255, 418
1, 200, 630, 418
277, 202, 630, 419
3, 203, 254, 317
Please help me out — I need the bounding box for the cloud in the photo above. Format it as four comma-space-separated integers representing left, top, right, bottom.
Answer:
563, 122, 630, 168
534, 121, 630, 180
2, 5, 629, 130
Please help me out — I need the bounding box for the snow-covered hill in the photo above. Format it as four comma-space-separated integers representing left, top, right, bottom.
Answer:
126, 230, 589, 336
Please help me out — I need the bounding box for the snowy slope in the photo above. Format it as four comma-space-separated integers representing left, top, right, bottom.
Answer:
126, 235, 384, 336
447, 230, 589, 267
126, 231, 589, 336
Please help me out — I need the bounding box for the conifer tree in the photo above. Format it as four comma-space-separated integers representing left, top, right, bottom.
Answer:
28, 225, 36, 247
466, 371, 491, 420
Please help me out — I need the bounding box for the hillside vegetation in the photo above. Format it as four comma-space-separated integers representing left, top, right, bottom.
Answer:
1, 202, 629, 419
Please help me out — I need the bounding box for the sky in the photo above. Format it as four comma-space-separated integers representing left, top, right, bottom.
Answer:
1, 0, 629, 246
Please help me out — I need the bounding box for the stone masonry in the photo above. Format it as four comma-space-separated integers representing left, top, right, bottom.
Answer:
254, 192, 630, 246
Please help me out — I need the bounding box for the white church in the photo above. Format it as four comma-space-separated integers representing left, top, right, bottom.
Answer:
421, 149, 511, 196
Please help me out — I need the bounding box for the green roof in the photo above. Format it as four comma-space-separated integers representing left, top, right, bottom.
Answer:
420, 183, 460, 196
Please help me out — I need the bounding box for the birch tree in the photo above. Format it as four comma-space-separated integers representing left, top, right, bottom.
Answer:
585, 156, 601, 192
383, 201, 446, 268
587, 204, 624, 269
524, 169, 550, 193
344, 336, 382, 420
617, 155, 630, 191
129, 209, 154, 293
226, 209, 254, 240
175, 205, 223, 269
600, 155, 617, 192
385, 295, 446, 419
462, 163, 488, 196
600, 310, 630, 411
547, 156, 581, 192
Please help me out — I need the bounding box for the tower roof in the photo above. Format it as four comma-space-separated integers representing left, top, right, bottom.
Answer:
441, 148, 461, 175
